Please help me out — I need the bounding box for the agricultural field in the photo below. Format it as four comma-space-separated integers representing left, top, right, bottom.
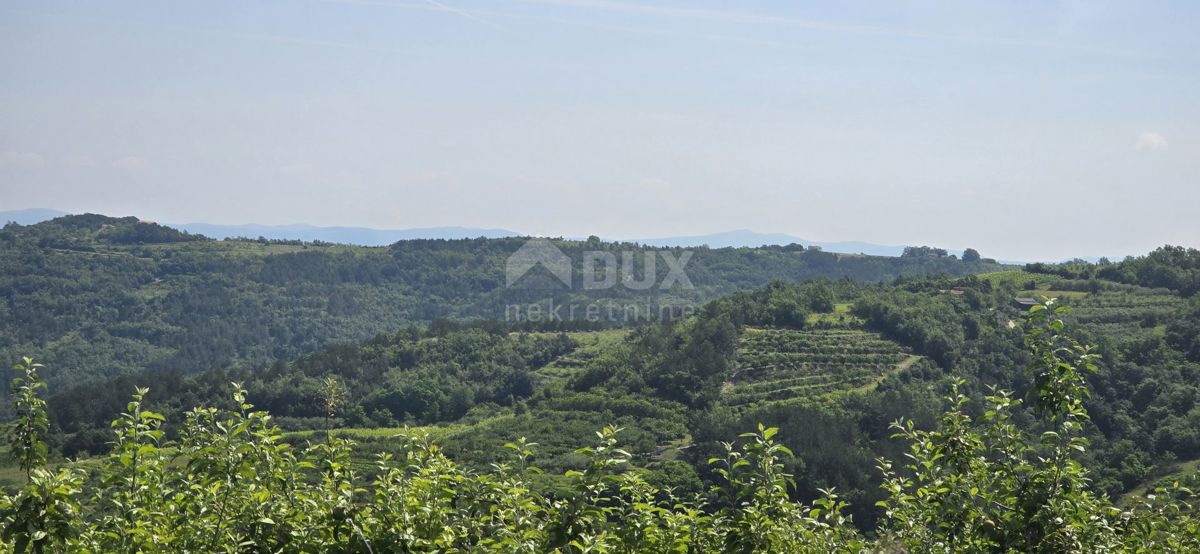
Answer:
531, 329, 629, 388
283, 421, 473, 444
281, 419, 510, 477
1063, 287, 1183, 341
978, 270, 1060, 288
1027, 286, 1089, 300
979, 269, 1089, 299
722, 327, 919, 406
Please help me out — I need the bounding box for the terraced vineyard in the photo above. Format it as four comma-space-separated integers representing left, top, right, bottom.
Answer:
1065, 287, 1183, 340
723, 327, 918, 406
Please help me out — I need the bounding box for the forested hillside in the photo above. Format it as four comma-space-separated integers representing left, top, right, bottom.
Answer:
27, 246, 1200, 535
7, 0, 1195, 547
0, 214, 1000, 391
5, 214, 1200, 548
3, 300, 1199, 552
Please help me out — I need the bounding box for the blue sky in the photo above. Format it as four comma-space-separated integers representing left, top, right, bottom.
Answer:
1, 0, 1197, 259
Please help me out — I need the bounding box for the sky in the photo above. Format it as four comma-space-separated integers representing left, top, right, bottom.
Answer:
1, 0, 1197, 260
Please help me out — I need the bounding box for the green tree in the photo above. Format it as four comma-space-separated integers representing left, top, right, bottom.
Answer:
7, 358, 48, 478
2, 358, 83, 553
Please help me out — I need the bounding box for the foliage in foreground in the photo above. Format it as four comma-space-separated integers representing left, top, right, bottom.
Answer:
3, 302, 1200, 552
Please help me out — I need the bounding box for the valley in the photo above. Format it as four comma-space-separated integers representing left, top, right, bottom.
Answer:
2, 215, 1199, 549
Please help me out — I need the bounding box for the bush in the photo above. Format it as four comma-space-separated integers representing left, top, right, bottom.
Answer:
4, 305, 1200, 552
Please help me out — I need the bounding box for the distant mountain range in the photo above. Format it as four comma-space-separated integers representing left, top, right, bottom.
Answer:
0, 209, 520, 245
0, 208, 69, 226
1, 208, 939, 258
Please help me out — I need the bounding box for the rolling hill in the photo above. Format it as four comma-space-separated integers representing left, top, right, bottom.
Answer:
0, 213, 1002, 392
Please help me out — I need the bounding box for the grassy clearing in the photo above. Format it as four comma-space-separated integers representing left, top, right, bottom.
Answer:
806, 302, 862, 326
851, 354, 922, 393
0, 463, 26, 490
651, 434, 693, 462
532, 329, 629, 388
281, 420, 505, 475
977, 270, 1059, 287
1033, 289, 1089, 299
1120, 458, 1200, 507
283, 422, 472, 443
0, 456, 105, 491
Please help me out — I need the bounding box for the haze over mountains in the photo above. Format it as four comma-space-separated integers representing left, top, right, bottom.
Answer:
173, 221, 523, 244
0, 208, 997, 259
175, 225, 917, 257
1, 208, 920, 255
631, 230, 908, 257
0, 208, 69, 226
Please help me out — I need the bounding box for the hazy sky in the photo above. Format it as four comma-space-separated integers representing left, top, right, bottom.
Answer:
1, 1, 1197, 260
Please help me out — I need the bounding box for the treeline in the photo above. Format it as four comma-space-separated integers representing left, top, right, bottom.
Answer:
1025, 245, 1200, 297
38, 266, 1200, 525
3, 307, 1200, 552
47, 323, 576, 456
853, 291, 972, 368
0, 214, 1000, 392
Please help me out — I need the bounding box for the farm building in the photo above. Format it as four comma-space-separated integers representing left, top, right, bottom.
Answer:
1012, 297, 1040, 310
